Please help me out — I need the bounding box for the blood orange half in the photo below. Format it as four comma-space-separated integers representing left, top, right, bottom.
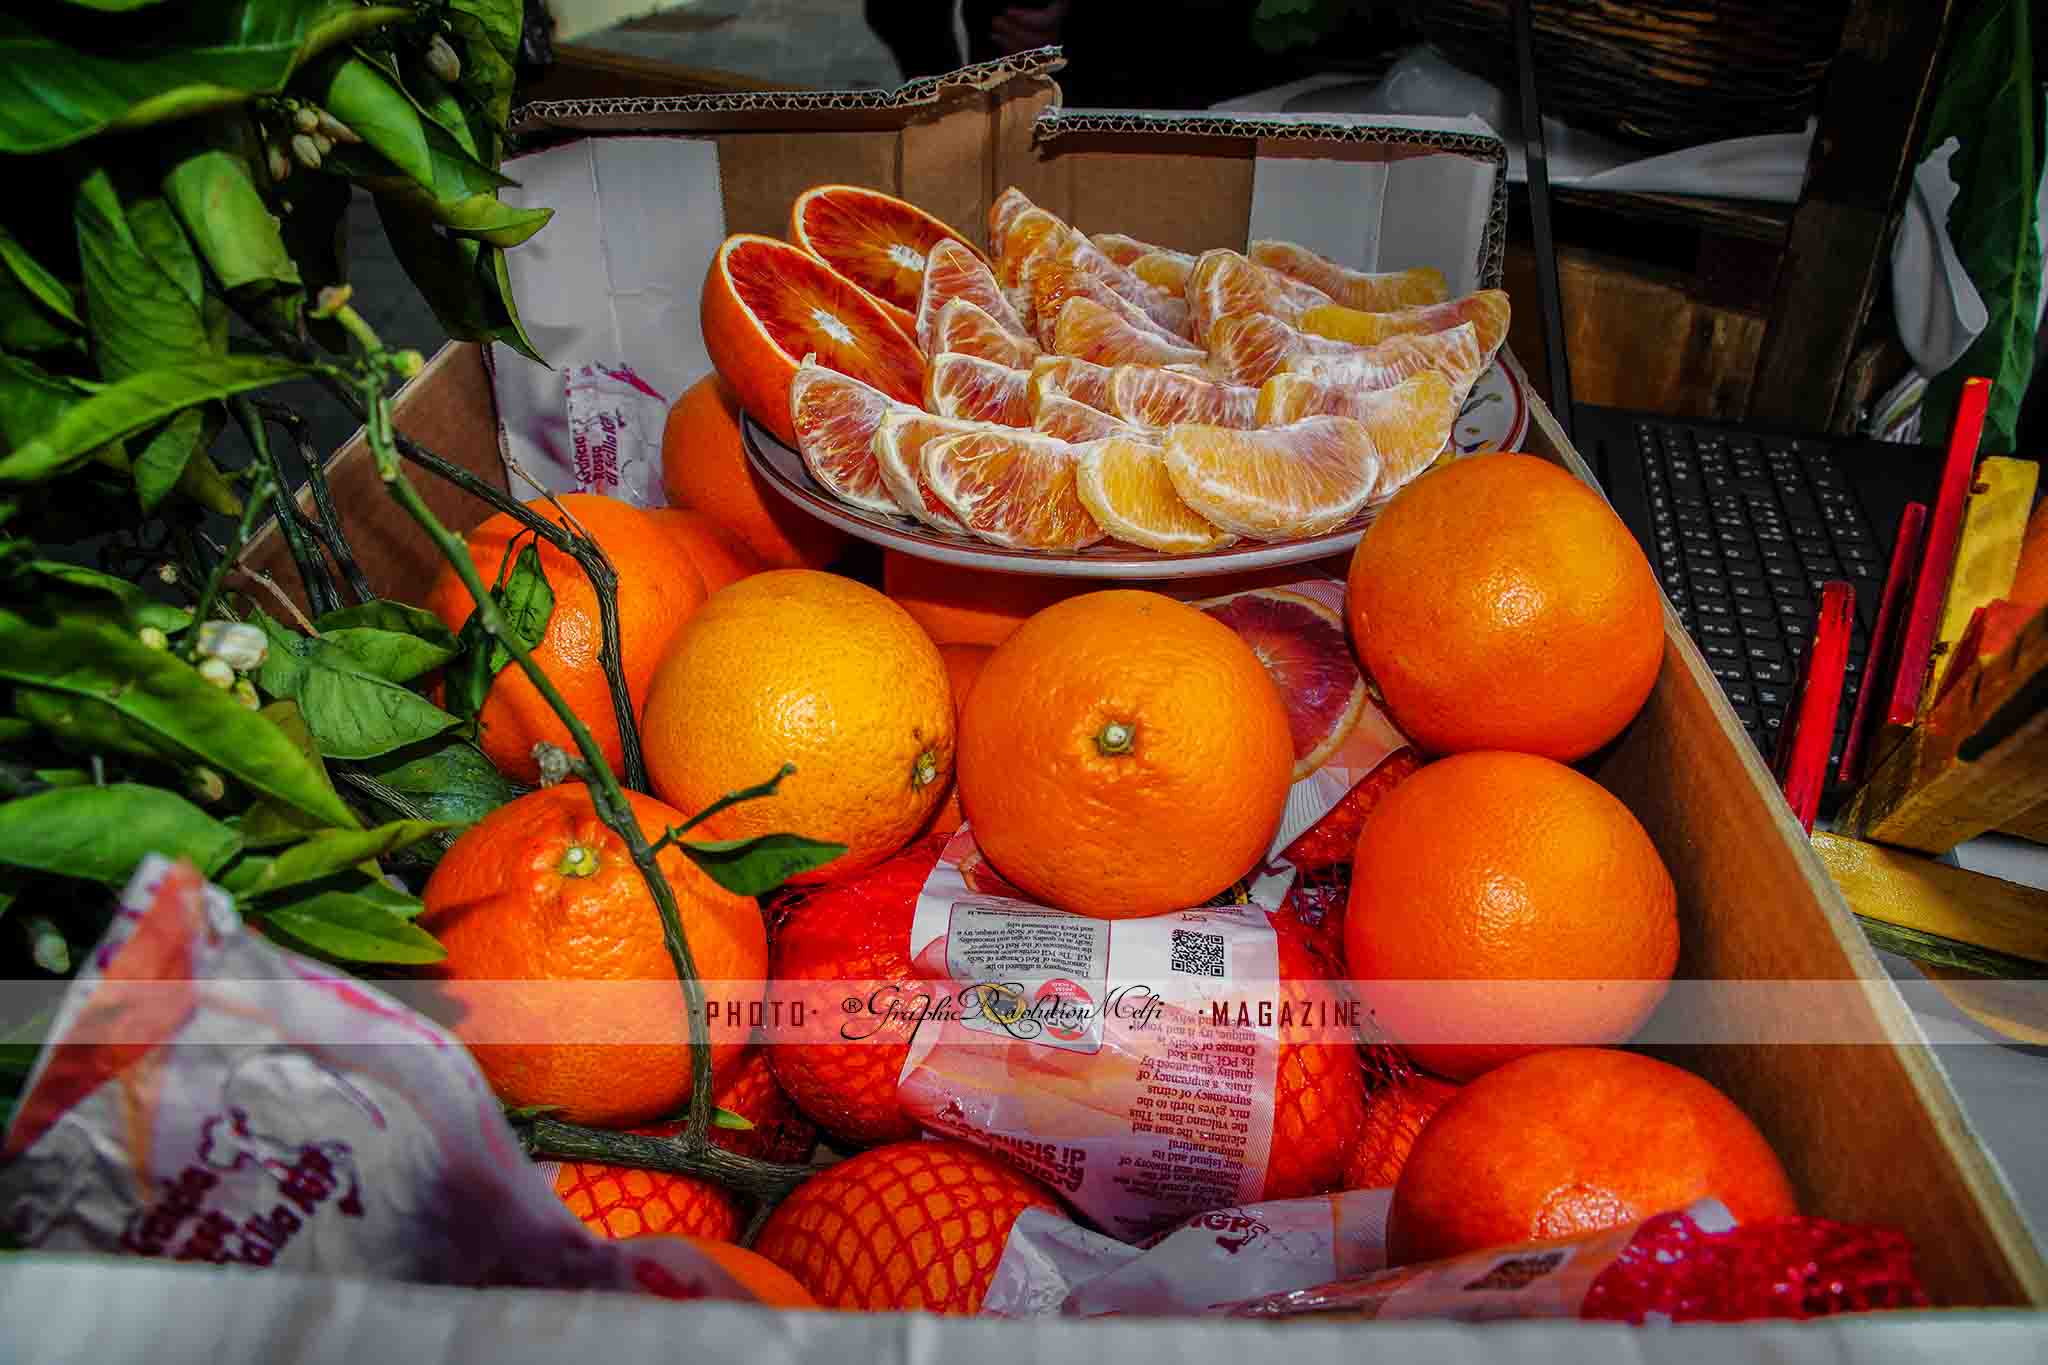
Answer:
702, 234, 926, 449
789, 184, 979, 325
1197, 588, 1368, 780
789, 359, 907, 514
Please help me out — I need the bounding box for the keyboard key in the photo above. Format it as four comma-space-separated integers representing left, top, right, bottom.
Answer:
1706, 640, 1742, 662
1770, 579, 1809, 602
1742, 616, 1780, 640
1721, 542, 1759, 564
1734, 703, 1761, 730
1725, 561, 1762, 582
1701, 617, 1737, 639
1725, 684, 1754, 706
1729, 580, 1764, 601
1766, 560, 1803, 583
1710, 661, 1748, 686
1737, 598, 1772, 620
1695, 599, 1733, 619
1745, 640, 1786, 665
1754, 660, 1793, 685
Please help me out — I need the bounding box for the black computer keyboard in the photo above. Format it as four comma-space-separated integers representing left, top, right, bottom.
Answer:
1631, 419, 1885, 784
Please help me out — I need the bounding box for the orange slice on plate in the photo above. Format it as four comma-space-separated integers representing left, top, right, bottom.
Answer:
1028, 253, 1185, 350
1196, 588, 1366, 780
1053, 297, 1207, 368
788, 358, 909, 514
922, 428, 1104, 550
989, 187, 1035, 254
914, 239, 1031, 358
1185, 249, 1334, 343
1248, 240, 1451, 311
997, 206, 1074, 288
1076, 435, 1235, 553
1090, 232, 1161, 266
1028, 355, 1116, 413
1282, 322, 1490, 406
1254, 370, 1457, 491
1132, 249, 1198, 293
1109, 364, 1258, 429
1163, 415, 1382, 539
789, 184, 978, 330
872, 408, 988, 529
929, 297, 1041, 369
1034, 389, 1140, 442
1203, 311, 1325, 385
1299, 289, 1512, 355
926, 351, 1031, 425
702, 233, 927, 449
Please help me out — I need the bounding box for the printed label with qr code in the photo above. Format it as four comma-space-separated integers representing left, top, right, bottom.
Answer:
1170, 929, 1227, 978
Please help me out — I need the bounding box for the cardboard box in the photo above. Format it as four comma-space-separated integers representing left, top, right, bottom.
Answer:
245, 54, 2047, 1311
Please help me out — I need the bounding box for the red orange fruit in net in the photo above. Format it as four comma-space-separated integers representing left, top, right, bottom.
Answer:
753, 1139, 1066, 1313
926, 351, 1031, 425
1028, 354, 1115, 413
1343, 1071, 1461, 1192
1165, 416, 1383, 539
1034, 388, 1140, 442
1249, 239, 1451, 311
929, 296, 1040, 369
915, 238, 1031, 358
702, 234, 925, 448
1109, 363, 1258, 429
789, 359, 906, 513
1075, 435, 1235, 552
1197, 587, 1367, 780
1255, 370, 1457, 492
1185, 248, 1334, 343
789, 183, 978, 325
923, 427, 1103, 549
873, 408, 985, 529
1052, 297, 1207, 368
1300, 288, 1512, 356
1280, 746, 1429, 873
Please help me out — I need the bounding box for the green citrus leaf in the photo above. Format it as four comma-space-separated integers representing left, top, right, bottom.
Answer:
0, 783, 242, 884
680, 833, 847, 897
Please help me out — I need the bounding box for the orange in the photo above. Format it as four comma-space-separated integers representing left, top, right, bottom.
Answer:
658, 1236, 819, 1307
1090, 231, 1161, 265
957, 590, 1294, 918
995, 205, 1075, 289
788, 183, 978, 325
916, 239, 1031, 357
1341, 1072, 1460, 1191
647, 508, 761, 594
767, 838, 937, 1145
923, 427, 1103, 550
700, 233, 925, 450
872, 409, 982, 529
1027, 354, 1116, 413
1164, 416, 1382, 539
925, 351, 1031, 425
883, 550, 1092, 645
1027, 245, 1188, 346
1248, 240, 1450, 311
1033, 389, 1138, 442
1253, 370, 1457, 492
788, 360, 907, 514
753, 1140, 1065, 1313
551, 1050, 816, 1243
927, 642, 993, 836
1130, 248, 1198, 293
419, 784, 767, 1126
1185, 247, 1333, 342
1387, 1048, 1798, 1264
661, 373, 847, 569
930, 297, 1040, 369
1345, 751, 1678, 1081
1051, 296, 1206, 368
1108, 364, 1258, 430
424, 492, 707, 785
988, 185, 1036, 253
642, 570, 954, 884
1299, 289, 1512, 357
1346, 452, 1665, 759
1203, 310, 1333, 385
1076, 435, 1234, 552
1284, 322, 1490, 405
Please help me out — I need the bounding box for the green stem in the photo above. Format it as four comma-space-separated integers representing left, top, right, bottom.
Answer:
517, 1118, 814, 1203
182, 468, 276, 659
231, 398, 339, 619
260, 402, 374, 606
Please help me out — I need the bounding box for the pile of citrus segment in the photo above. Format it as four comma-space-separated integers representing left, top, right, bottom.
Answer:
699, 184, 1512, 553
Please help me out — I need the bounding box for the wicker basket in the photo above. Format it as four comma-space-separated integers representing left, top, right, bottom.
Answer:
1406, 0, 1849, 151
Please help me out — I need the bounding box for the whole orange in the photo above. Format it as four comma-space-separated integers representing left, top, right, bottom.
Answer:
419, 784, 766, 1127
766, 839, 935, 1146
552, 1049, 817, 1243
1341, 1072, 1460, 1191
634, 1235, 819, 1307
1388, 1048, 1798, 1264
661, 373, 846, 569
957, 590, 1294, 918
926, 642, 992, 837
424, 492, 706, 785
753, 1139, 1064, 1313
1345, 751, 1677, 1081
1346, 452, 1663, 760
643, 570, 955, 884
648, 507, 761, 593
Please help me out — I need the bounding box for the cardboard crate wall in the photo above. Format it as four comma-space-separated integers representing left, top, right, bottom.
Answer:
242, 54, 2047, 1309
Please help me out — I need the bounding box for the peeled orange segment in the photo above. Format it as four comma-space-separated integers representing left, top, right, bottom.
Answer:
789, 184, 978, 323
1163, 416, 1383, 540
997, 206, 1074, 288
1248, 240, 1452, 311
1109, 364, 1258, 429
703, 234, 927, 449
1053, 297, 1208, 368
1090, 232, 1161, 266
1075, 435, 1236, 553
989, 187, 1035, 254
1254, 370, 1458, 490
1203, 311, 1328, 385
1023, 235, 1191, 342
1282, 321, 1490, 406
1034, 389, 1140, 442
872, 408, 987, 529
789, 359, 909, 514
1185, 249, 1335, 343
914, 239, 1031, 359
1196, 588, 1366, 779
926, 351, 1031, 426
1299, 289, 1512, 356
1132, 249, 1198, 293
930, 297, 1041, 369
921, 428, 1104, 550
1028, 355, 1115, 413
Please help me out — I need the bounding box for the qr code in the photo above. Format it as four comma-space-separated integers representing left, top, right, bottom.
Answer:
1461, 1250, 1568, 1292
1170, 929, 1226, 978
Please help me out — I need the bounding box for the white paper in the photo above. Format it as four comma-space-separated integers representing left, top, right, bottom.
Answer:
1892, 137, 1990, 377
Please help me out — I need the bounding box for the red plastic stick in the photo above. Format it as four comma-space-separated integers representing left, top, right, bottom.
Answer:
1884, 376, 1993, 729
1775, 581, 1855, 832
1838, 502, 1928, 786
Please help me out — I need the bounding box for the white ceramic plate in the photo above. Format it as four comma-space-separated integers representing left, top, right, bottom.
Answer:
744, 358, 1530, 579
